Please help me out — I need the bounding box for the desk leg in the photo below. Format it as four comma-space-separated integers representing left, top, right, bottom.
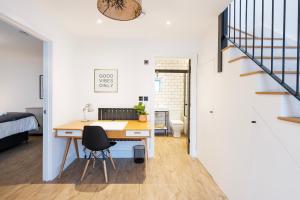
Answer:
144, 138, 148, 171
59, 138, 72, 178
73, 138, 80, 159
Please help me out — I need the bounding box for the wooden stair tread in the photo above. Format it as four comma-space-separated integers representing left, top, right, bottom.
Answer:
222, 44, 297, 52
256, 91, 290, 95
229, 56, 298, 63
228, 56, 248, 63
222, 45, 234, 52
240, 71, 298, 77
278, 117, 300, 123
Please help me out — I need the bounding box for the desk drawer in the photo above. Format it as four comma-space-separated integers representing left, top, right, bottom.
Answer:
57, 130, 82, 137
126, 130, 149, 137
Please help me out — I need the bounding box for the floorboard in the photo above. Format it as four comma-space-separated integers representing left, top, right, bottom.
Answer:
0, 136, 227, 200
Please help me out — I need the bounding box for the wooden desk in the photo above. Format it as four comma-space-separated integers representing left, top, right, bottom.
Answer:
54, 120, 151, 178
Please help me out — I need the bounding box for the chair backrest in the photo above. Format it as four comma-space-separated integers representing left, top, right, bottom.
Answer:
82, 126, 111, 151
98, 108, 138, 120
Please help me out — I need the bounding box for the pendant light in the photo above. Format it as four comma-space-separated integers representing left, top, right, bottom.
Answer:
97, 0, 142, 21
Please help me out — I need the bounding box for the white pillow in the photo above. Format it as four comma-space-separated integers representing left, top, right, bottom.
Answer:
0, 112, 7, 116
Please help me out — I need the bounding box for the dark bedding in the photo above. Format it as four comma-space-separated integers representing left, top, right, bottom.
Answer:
0, 112, 35, 123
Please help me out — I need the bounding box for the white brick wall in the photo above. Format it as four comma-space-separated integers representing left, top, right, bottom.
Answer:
155, 58, 189, 70
155, 73, 185, 126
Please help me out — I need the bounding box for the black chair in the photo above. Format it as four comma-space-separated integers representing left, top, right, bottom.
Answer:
80, 126, 117, 183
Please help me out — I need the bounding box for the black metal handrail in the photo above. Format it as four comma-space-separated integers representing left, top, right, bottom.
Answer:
225, 0, 300, 101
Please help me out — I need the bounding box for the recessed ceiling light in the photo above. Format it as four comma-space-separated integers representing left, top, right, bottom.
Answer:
166, 20, 171, 25
97, 19, 103, 24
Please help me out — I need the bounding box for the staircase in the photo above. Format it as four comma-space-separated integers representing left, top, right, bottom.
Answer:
223, 0, 300, 125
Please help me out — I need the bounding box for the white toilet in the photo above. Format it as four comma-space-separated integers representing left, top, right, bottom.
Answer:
170, 120, 184, 137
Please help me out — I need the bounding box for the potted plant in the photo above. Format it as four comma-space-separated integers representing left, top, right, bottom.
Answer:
134, 102, 148, 122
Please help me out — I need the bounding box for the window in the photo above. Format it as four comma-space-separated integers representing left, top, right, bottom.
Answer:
155, 79, 161, 92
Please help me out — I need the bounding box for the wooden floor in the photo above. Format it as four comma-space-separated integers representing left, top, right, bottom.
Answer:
0, 136, 227, 200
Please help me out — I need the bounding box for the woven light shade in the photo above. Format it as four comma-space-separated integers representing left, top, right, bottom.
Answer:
97, 0, 142, 21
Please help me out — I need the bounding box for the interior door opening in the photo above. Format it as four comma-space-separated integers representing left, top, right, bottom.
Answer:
0, 16, 52, 181
154, 58, 191, 154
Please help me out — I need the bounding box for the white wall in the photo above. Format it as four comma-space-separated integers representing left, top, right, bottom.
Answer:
61, 38, 200, 162
0, 20, 43, 111
197, 17, 300, 200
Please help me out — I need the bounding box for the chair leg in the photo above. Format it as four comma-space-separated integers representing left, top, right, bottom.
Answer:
108, 151, 116, 170
101, 151, 108, 183
92, 155, 96, 169
103, 160, 108, 183
80, 153, 91, 182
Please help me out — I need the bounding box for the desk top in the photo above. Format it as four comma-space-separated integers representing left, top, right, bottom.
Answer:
53, 120, 151, 131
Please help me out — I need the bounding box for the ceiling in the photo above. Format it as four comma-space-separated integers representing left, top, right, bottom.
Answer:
32, 0, 230, 39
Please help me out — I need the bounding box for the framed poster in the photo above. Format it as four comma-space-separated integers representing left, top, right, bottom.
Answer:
94, 69, 118, 93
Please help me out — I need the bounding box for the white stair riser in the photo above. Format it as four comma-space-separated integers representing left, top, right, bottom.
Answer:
227, 45, 298, 59
229, 29, 283, 38
251, 48, 297, 57
231, 39, 296, 47
280, 96, 300, 117
227, 48, 297, 59
262, 60, 298, 70
234, 59, 299, 71
227, 48, 244, 59
256, 73, 300, 92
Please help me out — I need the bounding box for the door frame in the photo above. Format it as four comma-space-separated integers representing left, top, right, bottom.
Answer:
153, 56, 198, 157
0, 13, 53, 181
186, 59, 192, 154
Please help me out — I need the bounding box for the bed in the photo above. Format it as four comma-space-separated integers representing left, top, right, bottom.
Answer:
0, 112, 39, 151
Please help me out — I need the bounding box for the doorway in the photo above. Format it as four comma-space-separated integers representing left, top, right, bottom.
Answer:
0, 16, 52, 181
154, 58, 191, 154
